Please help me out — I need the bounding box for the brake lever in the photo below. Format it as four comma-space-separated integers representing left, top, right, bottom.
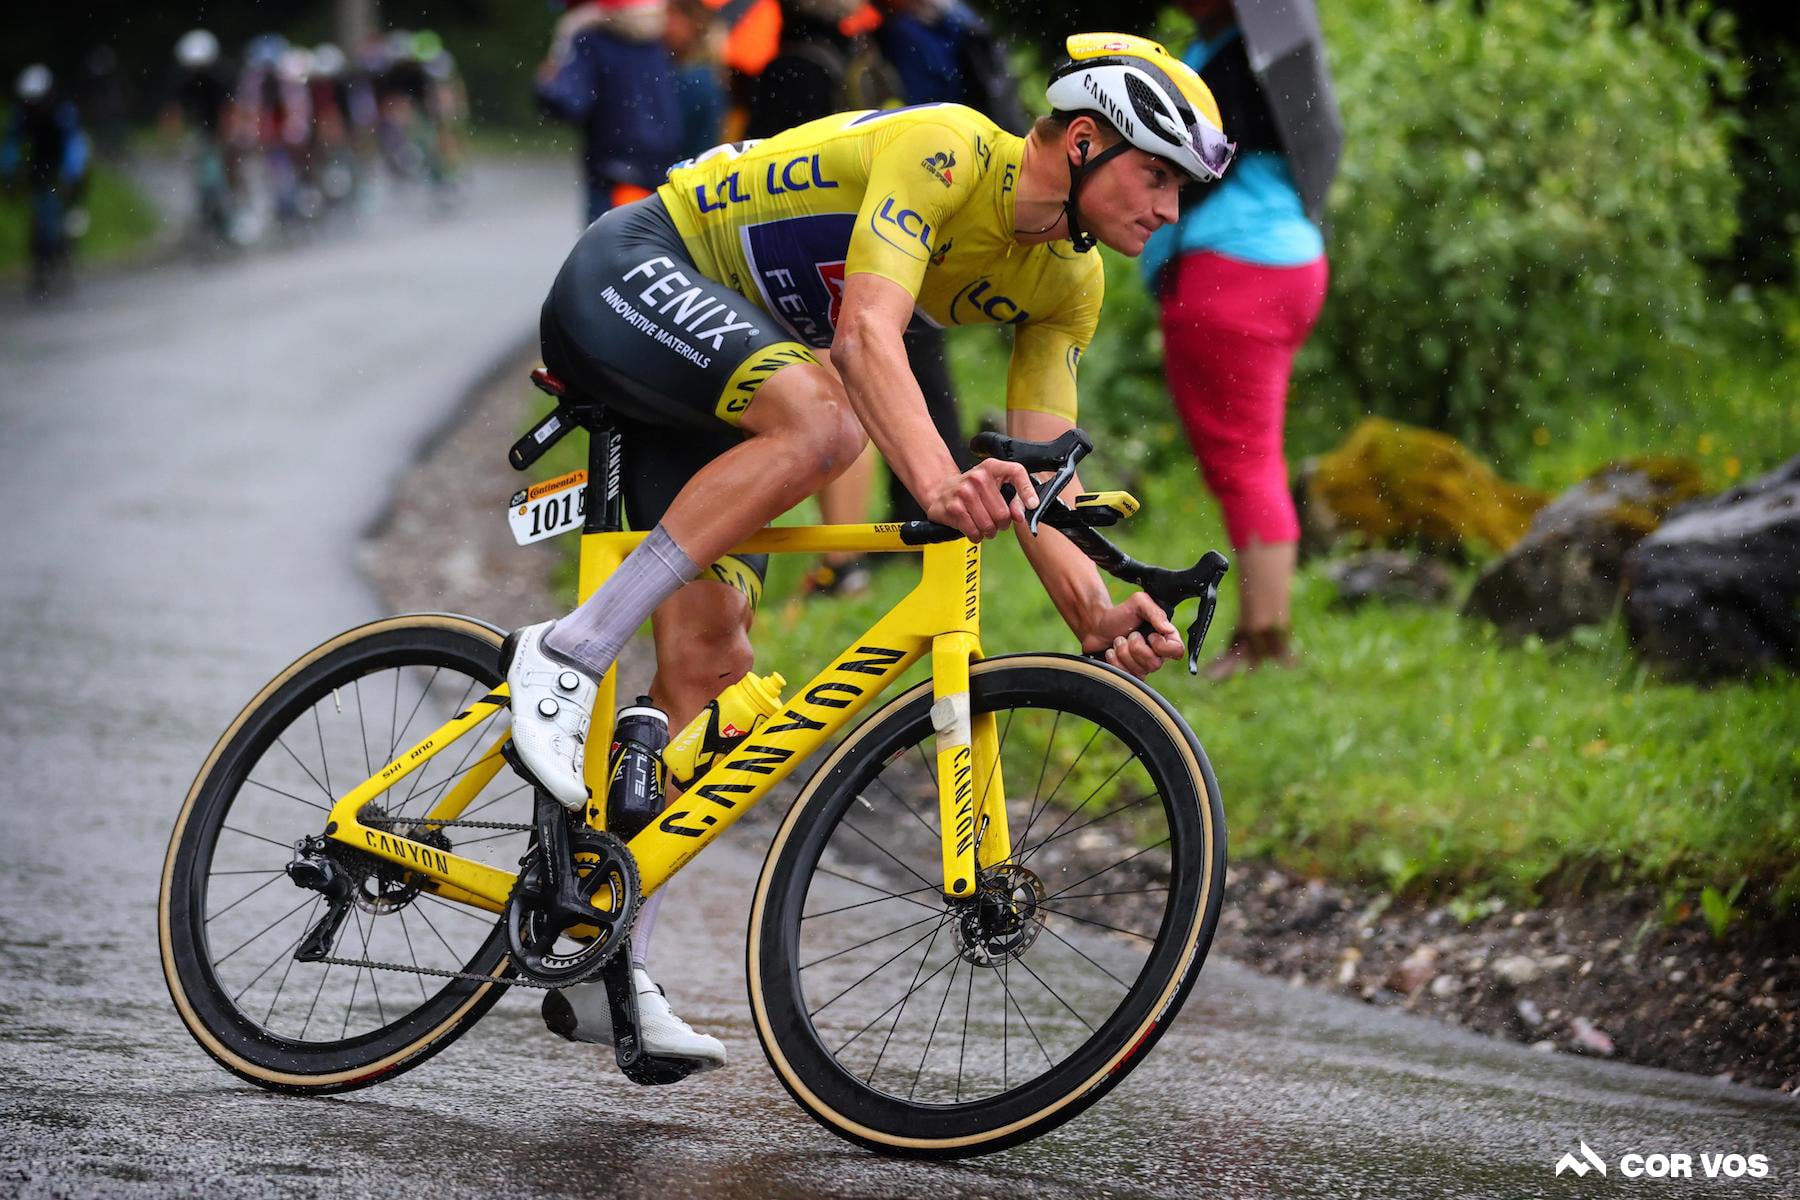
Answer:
1026, 455, 1082, 537
1141, 550, 1231, 676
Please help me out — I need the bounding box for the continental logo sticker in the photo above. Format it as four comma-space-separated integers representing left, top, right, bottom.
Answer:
513, 469, 587, 506
869, 193, 933, 262
922, 150, 956, 187
715, 342, 820, 424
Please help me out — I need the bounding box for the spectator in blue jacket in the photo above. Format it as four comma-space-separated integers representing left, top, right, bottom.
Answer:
536, 0, 683, 224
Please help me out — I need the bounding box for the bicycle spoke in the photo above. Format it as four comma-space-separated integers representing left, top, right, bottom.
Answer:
387, 666, 442, 766
803, 883, 941, 920
908, 952, 961, 1100
398, 912, 430, 1004
232, 920, 314, 1004
416, 891, 502, 925
869, 772, 937, 839
1036, 905, 1157, 943
1017, 722, 1103, 854
813, 866, 941, 913
997, 957, 1056, 1070
839, 820, 937, 893
354, 676, 372, 779
799, 910, 944, 971
262, 896, 319, 1026
830, 942, 958, 1058
809, 913, 950, 1020
299, 961, 333, 1041
955, 949, 976, 1102
410, 896, 463, 961
1018, 792, 1159, 867
1036, 920, 1135, 989
1052, 885, 1169, 903
400, 679, 481, 809
1013, 953, 1095, 1034
275, 735, 334, 805
1041, 837, 1172, 904
1015, 754, 1132, 869
313, 706, 332, 799
868, 914, 950, 1084
241, 776, 331, 813
222, 824, 300, 852
213, 895, 316, 967
206, 871, 288, 924
208, 867, 287, 877
460, 780, 530, 820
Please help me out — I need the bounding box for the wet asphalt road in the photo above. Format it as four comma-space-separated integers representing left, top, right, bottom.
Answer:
2, 164, 1796, 1199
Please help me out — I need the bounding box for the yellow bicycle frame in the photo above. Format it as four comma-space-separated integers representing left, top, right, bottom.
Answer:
320, 522, 1013, 914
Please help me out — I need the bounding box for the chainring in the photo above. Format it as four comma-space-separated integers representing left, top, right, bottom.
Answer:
504, 827, 638, 988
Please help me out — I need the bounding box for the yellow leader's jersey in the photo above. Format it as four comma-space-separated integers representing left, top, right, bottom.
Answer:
657, 103, 1103, 423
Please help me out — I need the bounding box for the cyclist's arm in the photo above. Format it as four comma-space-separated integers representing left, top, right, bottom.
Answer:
1006, 408, 1182, 678
836, 121, 1039, 537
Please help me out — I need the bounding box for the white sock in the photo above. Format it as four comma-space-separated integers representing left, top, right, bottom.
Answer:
630, 888, 663, 971
544, 524, 698, 678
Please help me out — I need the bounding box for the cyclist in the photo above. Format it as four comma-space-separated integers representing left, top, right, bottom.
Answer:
507, 32, 1234, 1074
3, 65, 91, 298
166, 29, 240, 246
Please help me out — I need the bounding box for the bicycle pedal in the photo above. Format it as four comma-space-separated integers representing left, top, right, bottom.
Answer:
615, 1048, 696, 1087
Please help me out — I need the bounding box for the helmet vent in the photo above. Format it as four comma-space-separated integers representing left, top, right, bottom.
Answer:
1124, 74, 1181, 146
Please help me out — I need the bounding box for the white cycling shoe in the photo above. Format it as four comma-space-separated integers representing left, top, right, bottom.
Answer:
542, 968, 727, 1074
503, 620, 596, 811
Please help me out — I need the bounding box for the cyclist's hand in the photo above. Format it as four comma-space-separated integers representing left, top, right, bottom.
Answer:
1082, 593, 1183, 678
925, 459, 1039, 542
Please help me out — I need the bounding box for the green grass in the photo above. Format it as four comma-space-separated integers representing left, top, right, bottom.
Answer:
535, 312, 1800, 920
0, 163, 160, 273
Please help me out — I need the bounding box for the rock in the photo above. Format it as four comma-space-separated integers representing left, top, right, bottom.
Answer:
1284, 881, 1346, 932
1296, 418, 1548, 556
1335, 947, 1362, 988
1567, 1016, 1616, 1056
1464, 458, 1707, 640
1429, 974, 1463, 999
1529, 1039, 1558, 1053
1492, 955, 1543, 987
1515, 998, 1544, 1029
1325, 550, 1457, 609
1623, 454, 1800, 680
1388, 946, 1439, 995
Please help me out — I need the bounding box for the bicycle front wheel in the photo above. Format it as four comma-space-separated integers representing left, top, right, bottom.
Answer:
748, 654, 1225, 1158
159, 614, 533, 1094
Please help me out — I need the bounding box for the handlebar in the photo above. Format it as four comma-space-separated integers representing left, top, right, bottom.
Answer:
969, 426, 1230, 675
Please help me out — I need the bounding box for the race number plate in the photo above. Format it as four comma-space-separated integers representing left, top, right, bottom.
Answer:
507, 470, 587, 545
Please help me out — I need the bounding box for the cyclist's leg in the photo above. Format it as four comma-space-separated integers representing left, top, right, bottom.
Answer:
513, 194, 860, 807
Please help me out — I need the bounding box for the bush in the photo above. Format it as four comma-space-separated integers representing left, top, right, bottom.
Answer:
1304, 0, 1745, 459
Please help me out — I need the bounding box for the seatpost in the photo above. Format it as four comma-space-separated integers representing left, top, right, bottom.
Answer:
584, 414, 624, 534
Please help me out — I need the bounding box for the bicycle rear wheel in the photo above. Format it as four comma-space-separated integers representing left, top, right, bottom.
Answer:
159, 614, 533, 1094
748, 654, 1225, 1157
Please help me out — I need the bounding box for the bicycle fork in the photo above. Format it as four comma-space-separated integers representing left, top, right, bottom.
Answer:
930, 633, 1010, 903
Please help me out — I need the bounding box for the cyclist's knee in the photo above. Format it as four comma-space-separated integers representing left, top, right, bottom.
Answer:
657, 625, 754, 715
740, 364, 867, 485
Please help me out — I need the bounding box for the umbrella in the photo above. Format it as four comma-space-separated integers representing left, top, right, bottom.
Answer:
1233, 0, 1343, 222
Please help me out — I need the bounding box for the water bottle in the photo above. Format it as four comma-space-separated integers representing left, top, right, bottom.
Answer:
606, 698, 669, 839
664, 672, 787, 791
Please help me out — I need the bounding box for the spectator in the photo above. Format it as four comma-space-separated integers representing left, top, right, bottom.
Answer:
537, 0, 683, 225
666, 0, 728, 159
873, 0, 1026, 132
1143, 0, 1338, 678
3, 65, 90, 297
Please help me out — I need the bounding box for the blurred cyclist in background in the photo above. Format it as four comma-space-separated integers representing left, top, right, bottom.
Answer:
3, 65, 91, 298
165, 29, 243, 249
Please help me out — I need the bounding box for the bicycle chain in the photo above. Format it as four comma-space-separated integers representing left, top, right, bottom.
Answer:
360, 817, 534, 833
310, 953, 545, 989
319, 819, 614, 990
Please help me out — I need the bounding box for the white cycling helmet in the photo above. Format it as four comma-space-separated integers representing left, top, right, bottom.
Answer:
16, 64, 52, 102
176, 29, 220, 70
1043, 34, 1235, 252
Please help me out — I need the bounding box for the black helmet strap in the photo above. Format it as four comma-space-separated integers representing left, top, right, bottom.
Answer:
1062, 123, 1133, 254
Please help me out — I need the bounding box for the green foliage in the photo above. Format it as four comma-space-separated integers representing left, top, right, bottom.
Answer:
1305, 0, 1746, 457
0, 161, 158, 273
1699, 877, 1748, 942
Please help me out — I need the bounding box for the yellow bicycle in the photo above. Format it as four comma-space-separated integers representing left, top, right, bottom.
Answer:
159, 368, 1230, 1158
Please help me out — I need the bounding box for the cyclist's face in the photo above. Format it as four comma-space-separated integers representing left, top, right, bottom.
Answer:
1083, 149, 1183, 256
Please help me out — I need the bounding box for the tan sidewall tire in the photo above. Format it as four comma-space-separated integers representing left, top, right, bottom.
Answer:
746, 654, 1223, 1157
157, 613, 511, 1093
